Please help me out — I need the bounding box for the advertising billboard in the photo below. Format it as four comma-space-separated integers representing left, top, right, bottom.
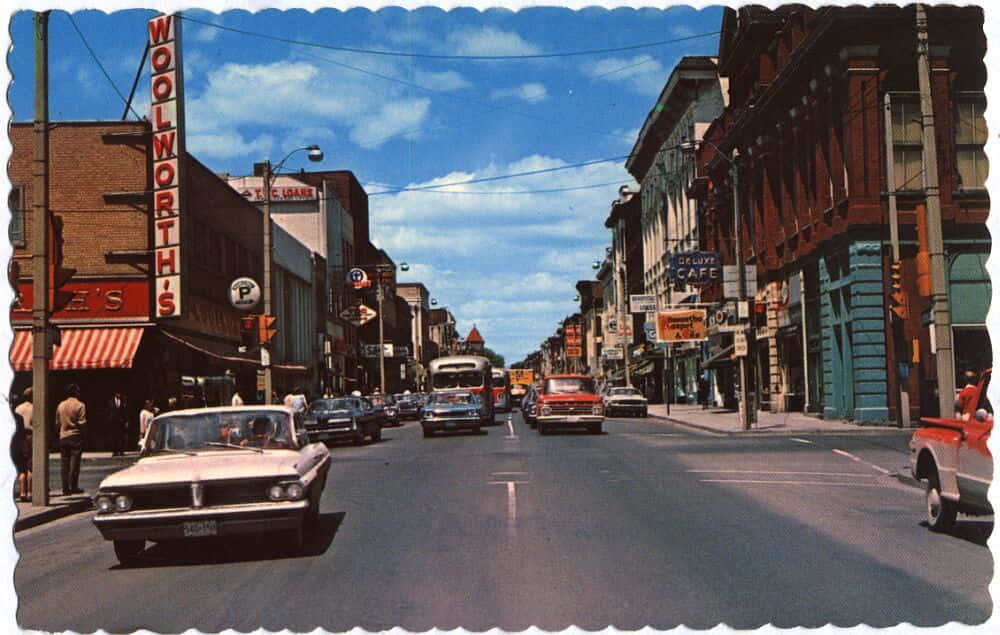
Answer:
656, 309, 708, 342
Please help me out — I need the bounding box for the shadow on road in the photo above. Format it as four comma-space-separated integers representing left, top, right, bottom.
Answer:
111, 511, 346, 569
916, 519, 994, 546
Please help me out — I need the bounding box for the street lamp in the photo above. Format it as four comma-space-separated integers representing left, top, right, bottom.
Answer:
261, 144, 323, 404
679, 137, 752, 430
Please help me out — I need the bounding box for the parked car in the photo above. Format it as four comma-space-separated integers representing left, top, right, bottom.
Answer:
303, 396, 382, 445
367, 393, 400, 426
521, 384, 540, 428
602, 386, 649, 417
93, 406, 331, 565
910, 368, 993, 532
421, 390, 484, 437
393, 393, 421, 420
535, 374, 604, 435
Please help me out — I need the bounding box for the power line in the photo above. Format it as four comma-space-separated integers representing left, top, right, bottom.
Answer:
66, 13, 143, 121
364, 180, 629, 196
178, 14, 719, 61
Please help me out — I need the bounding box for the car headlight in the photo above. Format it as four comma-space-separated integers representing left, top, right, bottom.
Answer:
592, 405, 604, 416
96, 495, 115, 513
285, 482, 305, 500
113, 494, 133, 512
387, 408, 398, 416
267, 484, 285, 501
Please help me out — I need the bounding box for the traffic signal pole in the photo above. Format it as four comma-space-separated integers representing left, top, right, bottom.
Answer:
262, 160, 274, 404
31, 11, 51, 506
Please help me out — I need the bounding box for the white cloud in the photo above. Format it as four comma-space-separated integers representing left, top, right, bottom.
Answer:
445, 26, 542, 57
491, 83, 549, 104
186, 130, 275, 161
582, 54, 668, 96
413, 70, 472, 92
350, 98, 432, 149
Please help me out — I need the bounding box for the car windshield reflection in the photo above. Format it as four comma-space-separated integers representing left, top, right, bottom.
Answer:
147, 410, 293, 451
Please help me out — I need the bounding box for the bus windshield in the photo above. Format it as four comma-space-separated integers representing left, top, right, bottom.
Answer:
432, 371, 484, 389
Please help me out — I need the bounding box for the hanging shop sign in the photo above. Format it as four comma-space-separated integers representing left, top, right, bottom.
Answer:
229, 277, 261, 310
346, 267, 371, 290
656, 309, 708, 343
630, 294, 658, 313
149, 13, 186, 318
603, 347, 624, 360
669, 252, 721, 285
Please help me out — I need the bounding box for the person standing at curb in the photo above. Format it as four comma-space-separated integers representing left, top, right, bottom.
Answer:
107, 391, 128, 457
138, 399, 156, 451
57, 383, 87, 495
12, 388, 33, 501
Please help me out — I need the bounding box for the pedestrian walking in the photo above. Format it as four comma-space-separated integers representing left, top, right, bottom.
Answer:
138, 399, 156, 450
12, 388, 33, 501
107, 391, 129, 456
57, 383, 87, 495
231, 391, 244, 406
697, 374, 709, 410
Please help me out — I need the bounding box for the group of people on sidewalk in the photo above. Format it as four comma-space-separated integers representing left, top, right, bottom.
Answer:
10, 383, 88, 499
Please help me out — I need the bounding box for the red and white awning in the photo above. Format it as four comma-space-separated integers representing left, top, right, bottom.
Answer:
10, 327, 145, 371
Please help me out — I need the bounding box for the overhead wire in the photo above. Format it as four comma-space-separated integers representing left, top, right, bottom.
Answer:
65, 13, 144, 121
177, 13, 720, 61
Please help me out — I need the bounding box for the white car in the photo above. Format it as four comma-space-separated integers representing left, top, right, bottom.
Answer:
602, 387, 649, 417
92, 406, 331, 565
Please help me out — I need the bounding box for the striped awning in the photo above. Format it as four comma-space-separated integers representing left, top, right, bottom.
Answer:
10, 327, 144, 371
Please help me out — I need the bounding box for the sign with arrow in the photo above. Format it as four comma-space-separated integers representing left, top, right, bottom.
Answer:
340, 303, 377, 326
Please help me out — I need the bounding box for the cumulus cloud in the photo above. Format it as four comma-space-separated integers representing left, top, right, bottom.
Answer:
491, 83, 549, 104
413, 69, 472, 91
582, 54, 668, 96
371, 155, 635, 360
445, 26, 542, 57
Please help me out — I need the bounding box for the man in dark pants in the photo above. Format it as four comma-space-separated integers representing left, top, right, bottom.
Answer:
57, 383, 87, 495
107, 392, 128, 456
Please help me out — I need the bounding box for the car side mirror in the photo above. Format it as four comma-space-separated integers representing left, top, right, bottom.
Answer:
975, 408, 990, 423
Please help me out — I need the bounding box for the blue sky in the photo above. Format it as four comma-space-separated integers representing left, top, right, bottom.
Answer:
6, 5, 725, 363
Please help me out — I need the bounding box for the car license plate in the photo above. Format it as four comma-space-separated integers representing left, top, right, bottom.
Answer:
183, 520, 217, 537
566, 416, 580, 423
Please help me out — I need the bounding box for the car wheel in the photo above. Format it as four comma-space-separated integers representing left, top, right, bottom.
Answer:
371, 426, 382, 443
926, 470, 957, 532
352, 431, 365, 446
113, 539, 145, 565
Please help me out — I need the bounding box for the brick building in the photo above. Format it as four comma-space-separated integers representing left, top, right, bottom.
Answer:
691, 6, 989, 421
9, 121, 319, 447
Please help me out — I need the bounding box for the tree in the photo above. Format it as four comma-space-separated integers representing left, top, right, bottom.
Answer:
482, 346, 505, 369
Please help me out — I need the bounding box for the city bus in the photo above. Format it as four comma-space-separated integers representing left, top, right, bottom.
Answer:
491, 367, 512, 413
427, 355, 495, 424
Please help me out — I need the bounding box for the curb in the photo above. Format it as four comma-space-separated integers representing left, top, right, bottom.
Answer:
14, 498, 93, 533
648, 413, 915, 436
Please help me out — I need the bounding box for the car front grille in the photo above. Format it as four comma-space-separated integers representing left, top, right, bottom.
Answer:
125, 479, 274, 510
547, 403, 596, 415
614, 399, 645, 406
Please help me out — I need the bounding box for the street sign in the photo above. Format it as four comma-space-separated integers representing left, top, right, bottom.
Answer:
722, 265, 758, 299
362, 343, 394, 358
630, 294, 658, 313
346, 267, 371, 289
228, 277, 261, 310
656, 309, 708, 342
734, 331, 748, 357
340, 304, 377, 326
603, 347, 623, 360
607, 317, 618, 333
644, 321, 657, 341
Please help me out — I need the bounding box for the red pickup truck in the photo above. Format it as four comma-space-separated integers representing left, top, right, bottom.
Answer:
534, 374, 604, 435
909, 368, 993, 532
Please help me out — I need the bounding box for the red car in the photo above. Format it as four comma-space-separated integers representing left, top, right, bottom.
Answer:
534, 374, 604, 435
910, 368, 993, 532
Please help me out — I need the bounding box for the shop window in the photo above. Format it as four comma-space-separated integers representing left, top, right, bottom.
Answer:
891, 96, 923, 191
954, 95, 988, 190
953, 326, 991, 387
8, 185, 24, 246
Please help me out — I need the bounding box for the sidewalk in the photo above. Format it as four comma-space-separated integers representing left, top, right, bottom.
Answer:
648, 403, 914, 435
13, 451, 138, 533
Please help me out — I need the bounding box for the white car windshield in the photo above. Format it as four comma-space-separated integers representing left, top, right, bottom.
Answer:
148, 410, 293, 451
610, 388, 641, 396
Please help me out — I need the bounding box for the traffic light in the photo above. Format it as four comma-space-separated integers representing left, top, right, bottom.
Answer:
48, 214, 76, 313
889, 260, 908, 320
240, 315, 259, 349
258, 314, 278, 344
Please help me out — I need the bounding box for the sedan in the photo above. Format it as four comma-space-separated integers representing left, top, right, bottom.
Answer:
93, 406, 331, 565
304, 397, 382, 445
421, 390, 484, 437
603, 386, 649, 417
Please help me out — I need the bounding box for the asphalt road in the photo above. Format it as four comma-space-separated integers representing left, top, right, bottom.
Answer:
14, 412, 993, 632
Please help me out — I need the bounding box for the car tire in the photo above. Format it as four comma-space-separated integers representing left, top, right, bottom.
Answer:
588, 423, 602, 435
113, 539, 144, 565
926, 470, 957, 533
352, 432, 365, 446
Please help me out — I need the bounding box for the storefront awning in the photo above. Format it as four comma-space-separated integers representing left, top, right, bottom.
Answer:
10, 327, 144, 371
703, 344, 736, 369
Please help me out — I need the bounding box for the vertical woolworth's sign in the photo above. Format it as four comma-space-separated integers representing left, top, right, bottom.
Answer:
149, 14, 185, 318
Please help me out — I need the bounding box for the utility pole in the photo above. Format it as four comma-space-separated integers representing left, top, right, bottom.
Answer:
884, 92, 909, 427
732, 151, 751, 431
916, 3, 956, 417
261, 160, 274, 404
377, 276, 386, 394
31, 11, 51, 506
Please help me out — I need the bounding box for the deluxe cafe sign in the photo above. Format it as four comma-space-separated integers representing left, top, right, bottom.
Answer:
656, 309, 708, 343
150, 14, 186, 318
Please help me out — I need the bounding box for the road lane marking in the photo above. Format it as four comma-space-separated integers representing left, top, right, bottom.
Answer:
487, 480, 530, 484
686, 469, 878, 477
832, 448, 892, 475
491, 471, 527, 476
699, 479, 890, 487
489, 479, 526, 543
506, 419, 516, 438
791, 437, 814, 444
